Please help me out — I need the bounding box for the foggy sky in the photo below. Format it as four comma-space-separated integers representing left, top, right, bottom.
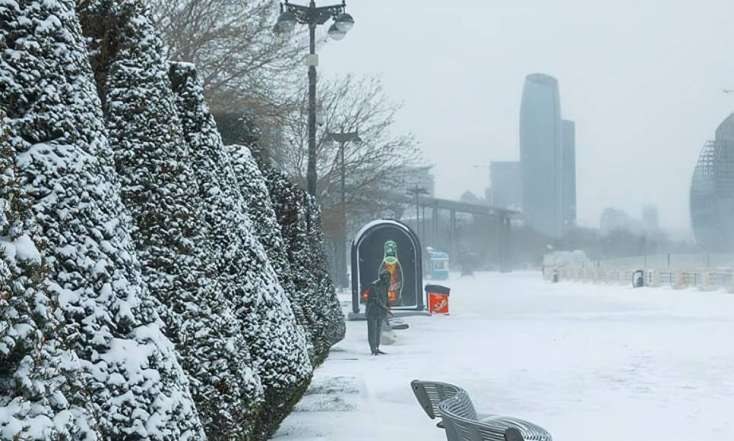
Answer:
319, 0, 734, 235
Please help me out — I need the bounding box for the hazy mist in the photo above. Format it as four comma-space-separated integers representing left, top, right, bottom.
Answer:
321, 0, 734, 235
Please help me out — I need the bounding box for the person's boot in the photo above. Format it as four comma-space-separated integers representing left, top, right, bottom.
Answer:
377, 349, 387, 355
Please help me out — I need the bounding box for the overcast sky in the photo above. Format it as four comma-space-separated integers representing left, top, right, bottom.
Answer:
319, 0, 734, 234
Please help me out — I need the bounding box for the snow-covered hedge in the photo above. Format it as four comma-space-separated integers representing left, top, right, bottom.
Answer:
77, 1, 269, 439
1, 1, 203, 439
263, 169, 346, 364
168, 61, 312, 439
225, 145, 315, 358
303, 194, 347, 351
2, 1, 344, 439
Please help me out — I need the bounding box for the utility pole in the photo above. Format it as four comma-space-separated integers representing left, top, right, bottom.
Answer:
324, 130, 361, 288
307, 20, 317, 196
407, 186, 429, 243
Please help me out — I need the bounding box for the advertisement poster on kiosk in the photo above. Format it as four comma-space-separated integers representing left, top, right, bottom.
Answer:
351, 219, 423, 314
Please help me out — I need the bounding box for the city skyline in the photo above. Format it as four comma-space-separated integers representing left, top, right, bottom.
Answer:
320, 0, 734, 234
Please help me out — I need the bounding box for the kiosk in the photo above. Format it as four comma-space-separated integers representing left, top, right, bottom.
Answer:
351, 219, 424, 315
426, 247, 450, 280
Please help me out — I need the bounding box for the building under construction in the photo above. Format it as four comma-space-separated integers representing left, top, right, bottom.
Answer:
690, 113, 734, 251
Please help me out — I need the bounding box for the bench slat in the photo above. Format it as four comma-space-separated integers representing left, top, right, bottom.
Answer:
438, 390, 552, 441
411, 380, 465, 420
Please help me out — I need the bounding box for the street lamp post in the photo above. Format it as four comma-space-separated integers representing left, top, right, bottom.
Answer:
407, 185, 429, 243
324, 130, 361, 288
274, 1, 355, 198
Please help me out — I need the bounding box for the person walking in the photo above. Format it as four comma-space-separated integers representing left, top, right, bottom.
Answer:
366, 271, 391, 355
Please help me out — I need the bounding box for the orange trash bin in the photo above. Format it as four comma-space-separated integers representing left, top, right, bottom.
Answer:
425, 284, 450, 315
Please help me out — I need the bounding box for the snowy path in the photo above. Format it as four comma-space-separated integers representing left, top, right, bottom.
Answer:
273, 272, 734, 441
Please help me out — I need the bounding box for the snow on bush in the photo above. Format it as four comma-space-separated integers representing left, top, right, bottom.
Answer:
3, 0, 344, 438
263, 170, 346, 364
1, 1, 203, 439
167, 62, 312, 440
262, 170, 327, 359
225, 145, 314, 359
303, 195, 346, 350
77, 2, 267, 439
1, 106, 73, 440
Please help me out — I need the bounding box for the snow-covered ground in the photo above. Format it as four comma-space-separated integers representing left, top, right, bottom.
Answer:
273, 271, 734, 441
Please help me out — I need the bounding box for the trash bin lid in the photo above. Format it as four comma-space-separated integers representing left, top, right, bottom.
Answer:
424, 284, 450, 295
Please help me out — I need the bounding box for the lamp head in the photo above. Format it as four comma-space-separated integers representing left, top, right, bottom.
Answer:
334, 13, 354, 32
327, 23, 346, 40
274, 10, 297, 34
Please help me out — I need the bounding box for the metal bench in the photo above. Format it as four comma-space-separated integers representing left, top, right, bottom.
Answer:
410, 380, 467, 422
412, 380, 552, 441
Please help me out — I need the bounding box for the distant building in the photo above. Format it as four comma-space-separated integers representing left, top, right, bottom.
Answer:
561, 120, 576, 228
520, 73, 563, 238
690, 113, 734, 251
490, 161, 522, 210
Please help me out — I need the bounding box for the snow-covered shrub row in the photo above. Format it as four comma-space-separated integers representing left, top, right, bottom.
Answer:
2, 0, 343, 439
76, 1, 269, 439
303, 195, 347, 353
0, 0, 204, 439
167, 61, 312, 439
225, 145, 315, 360
262, 169, 346, 365
226, 143, 346, 366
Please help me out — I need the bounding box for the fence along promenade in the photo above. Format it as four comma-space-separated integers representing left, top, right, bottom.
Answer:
544, 253, 734, 292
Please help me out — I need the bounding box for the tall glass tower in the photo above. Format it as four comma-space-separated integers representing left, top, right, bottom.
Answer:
691, 113, 734, 251
520, 73, 563, 238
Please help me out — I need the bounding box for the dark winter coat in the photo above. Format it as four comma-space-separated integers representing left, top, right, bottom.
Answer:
366, 278, 390, 319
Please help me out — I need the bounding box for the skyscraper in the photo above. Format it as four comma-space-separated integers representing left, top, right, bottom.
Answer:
561, 119, 576, 227
690, 113, 734, 251
490, 161, 522, 210
520, 73, 563, 238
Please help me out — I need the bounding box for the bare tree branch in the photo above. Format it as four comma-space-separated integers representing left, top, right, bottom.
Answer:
276, 74, 426, 233
150, 0, 308, 118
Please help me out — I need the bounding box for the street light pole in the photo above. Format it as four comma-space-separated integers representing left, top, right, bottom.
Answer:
339, 141, 348, 239
325, 130, 361, 288
274, 1, 355, 198
337, 140, 346, 285
307, 22, 317, 196
407, 185, 429, 243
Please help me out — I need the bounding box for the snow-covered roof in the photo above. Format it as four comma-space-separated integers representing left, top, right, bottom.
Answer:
353, 219, 416, 246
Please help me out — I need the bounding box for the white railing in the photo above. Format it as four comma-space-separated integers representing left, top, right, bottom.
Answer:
543, 263, 734, 292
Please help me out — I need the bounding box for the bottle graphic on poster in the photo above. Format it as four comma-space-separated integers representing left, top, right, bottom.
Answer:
378, 240, 403, 306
